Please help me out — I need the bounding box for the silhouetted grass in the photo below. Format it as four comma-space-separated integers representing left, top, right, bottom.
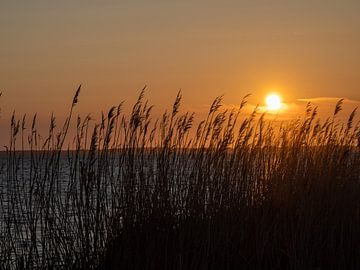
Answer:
0, 87, 359, 269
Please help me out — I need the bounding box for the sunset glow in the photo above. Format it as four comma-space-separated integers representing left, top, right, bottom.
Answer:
265, 94, 282, 111
1, 1, 360, 268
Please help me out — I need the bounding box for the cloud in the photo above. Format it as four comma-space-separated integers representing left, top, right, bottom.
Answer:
293, 97, 360, 123
297, 97, 360, 105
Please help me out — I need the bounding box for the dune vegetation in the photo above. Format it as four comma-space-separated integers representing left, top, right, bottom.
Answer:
0, 87, 359, 269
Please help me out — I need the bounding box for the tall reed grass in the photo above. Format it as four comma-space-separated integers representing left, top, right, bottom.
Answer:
0, 87, 359, 269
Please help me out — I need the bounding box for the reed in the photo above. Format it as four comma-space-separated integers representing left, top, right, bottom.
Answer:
0, 87, 359, 269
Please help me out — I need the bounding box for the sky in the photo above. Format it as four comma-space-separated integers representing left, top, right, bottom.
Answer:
1, 1, 360, 145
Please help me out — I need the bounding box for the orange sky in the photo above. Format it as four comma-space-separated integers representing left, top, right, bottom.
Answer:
1, 1, 360, 145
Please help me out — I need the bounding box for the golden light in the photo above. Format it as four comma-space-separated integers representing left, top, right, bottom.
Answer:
265, 94, 282, 111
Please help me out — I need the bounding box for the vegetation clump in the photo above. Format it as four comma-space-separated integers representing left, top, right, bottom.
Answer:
0, 87, 359, 269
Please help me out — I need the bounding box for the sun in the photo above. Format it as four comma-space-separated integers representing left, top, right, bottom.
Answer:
265, 94, 282, 111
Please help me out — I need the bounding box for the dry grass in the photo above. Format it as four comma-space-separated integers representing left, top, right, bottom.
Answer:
0, 87, 359, 269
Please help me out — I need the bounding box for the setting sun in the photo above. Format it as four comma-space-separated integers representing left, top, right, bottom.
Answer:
265, 94, 282, 111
